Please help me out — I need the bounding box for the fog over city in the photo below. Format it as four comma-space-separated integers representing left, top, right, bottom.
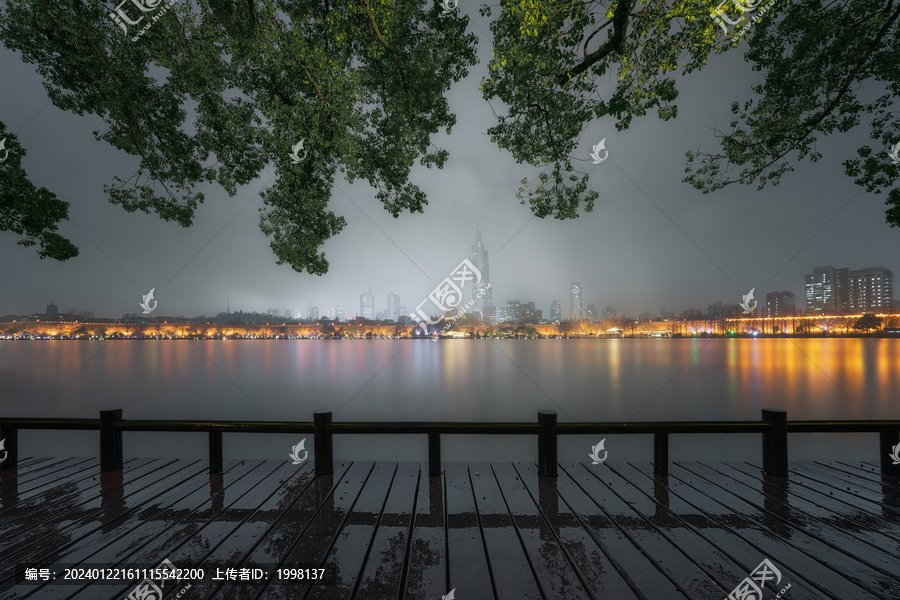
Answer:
1, 4, 895, 321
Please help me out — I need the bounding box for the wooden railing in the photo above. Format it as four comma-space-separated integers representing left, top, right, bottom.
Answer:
2, 409, 899, 478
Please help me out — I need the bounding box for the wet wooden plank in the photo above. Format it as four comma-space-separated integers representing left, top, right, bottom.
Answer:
468, 462, 542, 600
444, 462, 493, 599
689, 462, 899, 597
353, 462, 420, 600
305, 462, 409, 600
19, 460, 257, 600
401, 469, 446, 600
0, 459, 145, 525
253, 461, 376, 600
721, 461, 900, 554
0, 457, 84, 491
0, 458, 177, 554
603, 461, 745, 593
628, 462, 825, 600
162, 460, 315, 600
0, 459, 206, 599
563, 462, 721, 598
203, 461, 356, 600
549, 463, 683, 598
668, 462, 876, 599
782, 462, 900, 522
511, 463, 639, 600
97, 460, 286, 600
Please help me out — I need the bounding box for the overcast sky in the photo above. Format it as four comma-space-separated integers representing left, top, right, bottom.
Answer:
1, 5, 896, 321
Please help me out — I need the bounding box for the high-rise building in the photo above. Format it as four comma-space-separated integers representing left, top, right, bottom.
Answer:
483, 305, 497, 323
470, 228, 492, 313
805, 265, 894, 314
327, 307, 335, 320
285, 310, 291, 319
550, 300, 561, 323
387, 293, 400, 321
46, 301, 58, 315
586, 304, 598, 321
569, 283, 583, 320
360, 288, 375, 320
805, 266, 838, 314
506, 300, 521, 322
660, 307, 673, 319
604, 306, 616, 320
309, 306, 320, 321
766, 291, 796, 317
848, 267, 894, 313
336, 306, 345, 322
496, 306, 507, 322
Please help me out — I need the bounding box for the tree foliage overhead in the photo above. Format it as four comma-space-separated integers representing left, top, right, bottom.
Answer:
0, 0, 477, 272
483, 0, 900, 228
0, 123, 79, 260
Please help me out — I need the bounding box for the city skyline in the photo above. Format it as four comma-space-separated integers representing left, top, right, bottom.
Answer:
2, 4, 898, 322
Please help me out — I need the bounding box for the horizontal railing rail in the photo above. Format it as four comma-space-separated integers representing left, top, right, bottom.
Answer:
2, 409, 899, 479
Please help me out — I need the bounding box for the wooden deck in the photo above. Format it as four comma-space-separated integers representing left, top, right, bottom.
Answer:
0, 457, 898, 599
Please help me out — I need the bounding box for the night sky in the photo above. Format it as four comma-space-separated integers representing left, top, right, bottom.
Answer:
1, 4, 896, 321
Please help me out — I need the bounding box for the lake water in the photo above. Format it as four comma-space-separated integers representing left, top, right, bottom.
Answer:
1, 338, 898, 464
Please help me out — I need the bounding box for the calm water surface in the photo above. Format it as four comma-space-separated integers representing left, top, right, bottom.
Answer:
2, 338, 897, 463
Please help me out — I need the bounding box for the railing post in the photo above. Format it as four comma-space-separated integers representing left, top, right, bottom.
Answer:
209, 430, 223, 475
100, 409, 123, 472
314, 412, 333, 476
762, 408, 788, 478
0, 425, 17, 472
538, 411, 557, 478
879, 430, 900, 477
654, 432, 668, 477
428, 432, 441, 477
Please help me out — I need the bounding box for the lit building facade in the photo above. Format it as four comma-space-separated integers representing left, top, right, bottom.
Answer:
569, 283, 583, 320
550, 300, 561, 323
387, 293, 400, 321
470, 229, 492, 314
360, 289, 375, 320
766, 291, 796, 317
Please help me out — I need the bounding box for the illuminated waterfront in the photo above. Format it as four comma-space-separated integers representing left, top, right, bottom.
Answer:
2, 338, 897, 464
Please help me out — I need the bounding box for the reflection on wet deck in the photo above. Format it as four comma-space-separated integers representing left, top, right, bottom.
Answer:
1, 458, 898, 599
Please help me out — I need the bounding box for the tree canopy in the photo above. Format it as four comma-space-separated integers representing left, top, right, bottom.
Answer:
0, 0, 476, 273
482, 0, 900, 224
3, 0, 900, 271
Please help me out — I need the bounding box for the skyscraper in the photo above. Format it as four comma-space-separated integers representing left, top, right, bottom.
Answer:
766, 291, 795, 317
586, 304, 598, 321
309, 306, 320, 321
604, 306, 616, 320
387, 293, 400, 321
550, 300, 561, 323
336, 306, 345, 322
848, 267, 893, 313
470, 228, 492, 314
360, 288, 375, 320
569, 283, 583, 320
805, 266, 838, 314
